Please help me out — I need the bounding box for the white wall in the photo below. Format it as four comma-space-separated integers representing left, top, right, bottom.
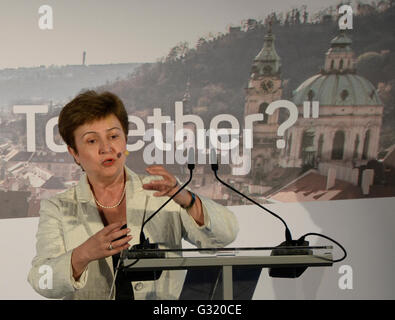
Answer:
1, 197, 394, 299
229, 197, 395, 299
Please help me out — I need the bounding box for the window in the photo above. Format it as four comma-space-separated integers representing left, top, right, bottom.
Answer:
362, 130, 370, 160
300, 129, 316, 166
340, 89, 349, 101
317, 134, 324, 158
353, 134, 360, 159
307, 89, 314, 101
259, 102, 269, 124
286, 133, 293, 157
263, 65, 272, 75
331, 131, 345, 160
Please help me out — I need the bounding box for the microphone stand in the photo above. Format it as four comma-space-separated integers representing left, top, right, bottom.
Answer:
127, 152, 195, 260
210, 150, 292, 242
210, 149, 312, 278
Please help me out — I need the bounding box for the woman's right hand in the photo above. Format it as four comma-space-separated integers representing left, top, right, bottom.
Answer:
71, 221, 132, 280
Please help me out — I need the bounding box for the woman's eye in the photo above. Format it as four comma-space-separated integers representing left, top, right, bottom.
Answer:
87, 139, 96, 144
111, 134, 119, 139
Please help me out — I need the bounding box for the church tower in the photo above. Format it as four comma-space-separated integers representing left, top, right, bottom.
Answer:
245, 25, 282, 120
244, 26, 283, 182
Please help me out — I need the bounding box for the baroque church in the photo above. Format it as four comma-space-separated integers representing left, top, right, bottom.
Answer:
243, 27, 384, 188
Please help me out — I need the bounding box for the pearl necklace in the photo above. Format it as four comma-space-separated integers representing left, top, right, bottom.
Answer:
93, 183, 126, 209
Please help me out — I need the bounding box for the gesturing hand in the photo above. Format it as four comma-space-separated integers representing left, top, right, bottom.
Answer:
142, 165, 203, 225
142, 165, 179, 197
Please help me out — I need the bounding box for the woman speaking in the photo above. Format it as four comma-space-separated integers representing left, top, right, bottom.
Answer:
27, 90, 238, 300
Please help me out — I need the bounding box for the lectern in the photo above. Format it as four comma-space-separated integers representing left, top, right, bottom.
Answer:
121, 246, 333, 300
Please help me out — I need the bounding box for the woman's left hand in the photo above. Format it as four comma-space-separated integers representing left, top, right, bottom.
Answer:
143, 165, 204, 226
142, 165, 179, 197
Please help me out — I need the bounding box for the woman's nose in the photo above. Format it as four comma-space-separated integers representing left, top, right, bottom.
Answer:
99, 140, 113, 154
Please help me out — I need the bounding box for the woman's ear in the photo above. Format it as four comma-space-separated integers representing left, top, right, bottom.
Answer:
67, 146, 80, 166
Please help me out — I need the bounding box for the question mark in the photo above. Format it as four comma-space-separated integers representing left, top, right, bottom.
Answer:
266, 100, 298, 149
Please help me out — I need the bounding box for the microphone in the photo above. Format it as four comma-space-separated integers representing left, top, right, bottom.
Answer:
127, 147, 196, 259
209, 148, 312, 278
117, 150, 129, 159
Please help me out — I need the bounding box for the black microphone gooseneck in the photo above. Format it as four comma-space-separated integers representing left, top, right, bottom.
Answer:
210, 149, 292, 243
127, 148, 195, 259
209, 148, 347, 278
138, 162, 195, 246
209, 149, 314, 278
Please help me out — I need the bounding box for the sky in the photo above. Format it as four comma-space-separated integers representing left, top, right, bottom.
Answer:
0, 0, 356, 69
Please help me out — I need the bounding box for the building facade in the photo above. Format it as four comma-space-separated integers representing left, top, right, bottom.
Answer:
281, 31, 383, 171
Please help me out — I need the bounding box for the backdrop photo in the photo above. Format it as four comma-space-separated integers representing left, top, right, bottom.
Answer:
0, 0, 394, 299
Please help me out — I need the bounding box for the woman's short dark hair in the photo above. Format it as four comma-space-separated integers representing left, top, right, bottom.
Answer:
58, 90, 129, 153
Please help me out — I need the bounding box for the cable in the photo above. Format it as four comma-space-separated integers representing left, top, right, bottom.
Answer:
122, 258, 140, 269
210, 268, 222, 301
299, 232, 347, 263
108, 249, 124, 299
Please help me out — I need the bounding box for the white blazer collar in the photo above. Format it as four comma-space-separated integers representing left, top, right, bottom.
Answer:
70, 166, 148, 246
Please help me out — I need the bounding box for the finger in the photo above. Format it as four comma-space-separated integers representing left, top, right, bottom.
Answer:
149, 177, 177, 187
111, 235, 133, 248
107, 242, 131, 257
144, 180, 174, 189
145, 166, 163, 175
146, 165, 165, 171
146, 167, 169, 176
154, 184, 180, 196
107, 228, 131, 242
153, 190, 168, 197
143, 182, 165, 190
143, 182, 173, 191
146, 178, 167, 184
146, 166, 173, 179
143, 180, 165, 188
142, 183, 154, 190
102, 221, 126, 236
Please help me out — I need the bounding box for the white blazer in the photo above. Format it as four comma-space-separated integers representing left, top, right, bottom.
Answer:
27, 167, 239, 300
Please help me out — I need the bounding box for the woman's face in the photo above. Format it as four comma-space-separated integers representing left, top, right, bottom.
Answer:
69, 114, 127, 182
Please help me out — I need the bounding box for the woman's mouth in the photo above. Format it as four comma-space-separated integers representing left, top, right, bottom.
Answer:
102, 158, 116, 167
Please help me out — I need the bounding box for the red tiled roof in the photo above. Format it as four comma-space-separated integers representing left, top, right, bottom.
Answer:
269, 171, 371, 203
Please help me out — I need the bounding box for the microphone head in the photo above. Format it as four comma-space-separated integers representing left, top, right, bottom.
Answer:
117, 150, 129, 158
210, 148, 217, 164
210, 148, 218, 171
187, 147, 195, 164
187, 147, 195, 170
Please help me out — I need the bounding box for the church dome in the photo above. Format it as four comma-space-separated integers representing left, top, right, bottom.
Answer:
293, 73, 382, 106
292, 31, 382, 106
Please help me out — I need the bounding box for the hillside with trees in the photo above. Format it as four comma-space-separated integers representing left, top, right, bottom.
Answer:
100, 2, 395, 151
